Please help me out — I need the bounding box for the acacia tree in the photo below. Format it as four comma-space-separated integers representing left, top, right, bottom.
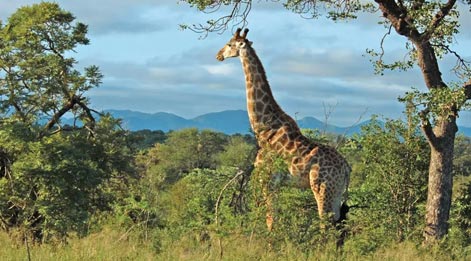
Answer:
182, 0, 471, 242
0, 2, 101, 134
0, 3, 135, 243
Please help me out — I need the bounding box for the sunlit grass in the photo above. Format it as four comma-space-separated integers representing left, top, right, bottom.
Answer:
0, 228, 469, 261
0, 228, 156, 261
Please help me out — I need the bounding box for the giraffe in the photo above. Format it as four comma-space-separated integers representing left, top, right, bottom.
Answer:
216, 28, 351, 230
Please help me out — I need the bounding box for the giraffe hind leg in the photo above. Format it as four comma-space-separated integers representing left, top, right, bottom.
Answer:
309, 164, 325, 219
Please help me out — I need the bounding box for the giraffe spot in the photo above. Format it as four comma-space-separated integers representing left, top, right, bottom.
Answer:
255, 102, 265, 113
254, 74, 263, 83
285, 141, 295, 152
255, 89, 264, 99
261, 94, 271, 104
309, 147, 319, 157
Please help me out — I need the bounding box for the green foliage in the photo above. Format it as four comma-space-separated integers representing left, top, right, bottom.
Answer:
127, 129, 167, 150
347, 115, 429, 249
184, 0, 231, 11
0, 2, 102, 126
271, 186, 322, 246
163, 168, 245, 233
115, 122, 470, 258
450, 178, 471, 245
284, 0, 375, 20
366, 47, 416, 75
2, 0, 471, 257
122, 129, 257, 250
154, 128, 228, 183
454, 135, 471, 177
301, 128, 348, 149
401, 86, 471, 124
216, 135, 256, 169
0, 116, 135, 243
365, 0, 463, 76
0, 3, 135, 244
134, 128, 228, 189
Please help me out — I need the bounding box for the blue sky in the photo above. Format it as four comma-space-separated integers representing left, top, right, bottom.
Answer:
2, 0, 471, 127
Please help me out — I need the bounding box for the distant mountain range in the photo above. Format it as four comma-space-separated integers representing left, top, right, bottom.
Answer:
103, 109, 471, 137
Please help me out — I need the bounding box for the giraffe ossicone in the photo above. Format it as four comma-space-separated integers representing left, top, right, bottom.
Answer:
216, 28, 351, 228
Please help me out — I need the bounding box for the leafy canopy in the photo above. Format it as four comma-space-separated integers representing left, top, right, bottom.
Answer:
0, 2, 102, 131
0, 2, 135, 243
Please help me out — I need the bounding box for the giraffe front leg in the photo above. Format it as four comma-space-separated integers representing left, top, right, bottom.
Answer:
254, 149, 275, 231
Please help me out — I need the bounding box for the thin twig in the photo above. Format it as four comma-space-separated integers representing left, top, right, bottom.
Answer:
214, 169, 245, 259
337, 107, 369, 149
215, 170, 245, 227
25, 232, 31, 261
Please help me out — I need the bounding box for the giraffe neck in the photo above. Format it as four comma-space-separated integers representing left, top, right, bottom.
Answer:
240, 46, 287, 133
239, 46, 313, 159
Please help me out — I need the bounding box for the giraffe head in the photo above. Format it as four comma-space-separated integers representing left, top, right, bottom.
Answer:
216, 28, 252, 61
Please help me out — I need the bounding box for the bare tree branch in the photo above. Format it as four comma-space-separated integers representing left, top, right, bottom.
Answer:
42, 95, 78, 133
378, 23, 393, 63
76, 99, 96, 127
374, 0, 420, 39
431, 43, 471, 79
215, 169, 245, 227
186, 0, 252, 37
39, 95, 97, 138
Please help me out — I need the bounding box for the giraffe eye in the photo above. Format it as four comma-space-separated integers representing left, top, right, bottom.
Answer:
227, 44, 232, 47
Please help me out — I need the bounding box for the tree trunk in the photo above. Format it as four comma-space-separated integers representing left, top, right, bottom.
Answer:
423, 117, 457, 242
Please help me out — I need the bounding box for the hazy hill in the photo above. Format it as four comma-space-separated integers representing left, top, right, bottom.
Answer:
103, 109, 471, 136
107, 110, 194, 131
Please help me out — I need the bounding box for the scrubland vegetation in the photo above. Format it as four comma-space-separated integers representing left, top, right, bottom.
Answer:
1, 124, 471, 260
1, 2, 471, 260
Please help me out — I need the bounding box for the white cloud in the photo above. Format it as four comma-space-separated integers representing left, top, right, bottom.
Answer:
2, 0, 470, 126
203, 63, 237, 76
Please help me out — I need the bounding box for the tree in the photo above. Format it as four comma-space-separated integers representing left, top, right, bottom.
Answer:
0, 2, 102, 134
140, 128, 228, 184
182, 0, 471, 242
130, 130, 257, 253
0, 3, 135, 243
453, 135, 471, 177
350, 116, 429, 245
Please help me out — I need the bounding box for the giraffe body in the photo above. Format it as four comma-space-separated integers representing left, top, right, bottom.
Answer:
216, 28, 350, 225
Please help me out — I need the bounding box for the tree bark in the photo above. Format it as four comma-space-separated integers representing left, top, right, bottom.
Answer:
423, 117, 457, 242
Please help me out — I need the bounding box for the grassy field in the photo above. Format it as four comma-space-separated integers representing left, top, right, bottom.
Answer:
1, 227, 469, 261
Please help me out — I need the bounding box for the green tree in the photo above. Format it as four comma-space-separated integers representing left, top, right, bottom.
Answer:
128, 130, 167, 150
453, 135, 471, 177
0, 3, 135, 243
217, 135, 256, 170
140, 128, 228, 184
349, 116, 429, 245
182, 0, 471, 242
129, 130, 257, 252
450, 180, 471, 245
216, 135, 257, 215
131, 129, 232, 234
0, 2, 101, 133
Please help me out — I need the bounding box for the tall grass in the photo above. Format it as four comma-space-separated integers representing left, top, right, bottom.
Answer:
0, 228, 469, 260
0, 228, 156, 261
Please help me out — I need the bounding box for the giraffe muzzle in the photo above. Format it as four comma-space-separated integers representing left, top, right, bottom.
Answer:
216, 54, 224, 61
